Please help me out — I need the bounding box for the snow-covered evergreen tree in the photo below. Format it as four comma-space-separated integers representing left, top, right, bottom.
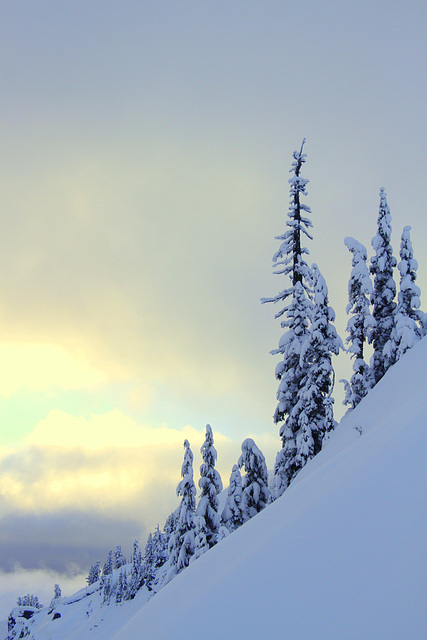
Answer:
142, 527, 167, 590
296, 264, 343, 460
114, 545, 126, 570
342, 237, 375, 408
142, 532, 155, 588
53, 584, 62, 599
167, 439, 196, 580
115, 568, 127, 604
221, 464, 244, 532
163, 511, 176, 545
128, 539, 143, 599
152, 525, 168, 568
384, 225, 423, 363
86, 561, 101, 586
370, 188, 397, 383
100, 574, 112, 603
238, 438, 269, 521
102, 550, 114, 576
191, 515, 209, 562
195, 424, 223, 552
261, 140, 314, 498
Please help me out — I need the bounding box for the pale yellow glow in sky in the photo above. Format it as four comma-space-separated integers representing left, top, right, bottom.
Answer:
25, 408, 228, 450
0, 343, 108, 397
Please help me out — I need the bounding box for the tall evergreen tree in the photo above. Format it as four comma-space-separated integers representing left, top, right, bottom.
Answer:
342, 237, 375, 408
167, 440, 196, 580
195, 424, 223, 551
261, 140, 313, 498
221, 464, 244, 532
370, 188, 397, 383
238, 438, 269, 520
296, 264, 343, 460
384, 225, 423, 363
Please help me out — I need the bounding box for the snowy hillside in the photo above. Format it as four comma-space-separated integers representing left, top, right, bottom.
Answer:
5, 337, 427, 640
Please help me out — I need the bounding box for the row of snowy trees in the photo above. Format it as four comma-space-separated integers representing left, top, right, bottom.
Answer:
262, 141, 425, 501
167, 430, 270, 580
85, 425, 270, 605
342, 192, 425, 408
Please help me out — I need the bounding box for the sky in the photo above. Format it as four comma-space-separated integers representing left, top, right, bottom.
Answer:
1, 0, 427, 617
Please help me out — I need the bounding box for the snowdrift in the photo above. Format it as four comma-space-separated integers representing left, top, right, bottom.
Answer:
112, 338, 427, 640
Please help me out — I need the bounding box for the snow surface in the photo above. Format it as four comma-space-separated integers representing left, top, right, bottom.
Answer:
4, 337, 427, 639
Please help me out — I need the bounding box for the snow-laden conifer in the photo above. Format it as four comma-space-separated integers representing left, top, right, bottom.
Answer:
221, 464, 244, 532
102, 550, 114, 576
128, 539, 143, 599
261, 140, 313, 498
86, 561, 101, 586
100, 574, 112, 603
143, 526, 168, 590
115, 568, 127, 604
383, 225, 423, 364
114, 545, 126, 570
238, 438, 269, 520
342, 237, 375, 408
195, 424, 223, 552
191, 515, 209, 562
296, 264, 343, 460
152, 525, 168, 568
167, 439, 196, 579
370, 188, 397, 383
53, 584, 62, 599
163, 511, 176, 544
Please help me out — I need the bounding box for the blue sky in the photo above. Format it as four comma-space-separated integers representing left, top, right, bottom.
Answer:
1, 0, 427, 616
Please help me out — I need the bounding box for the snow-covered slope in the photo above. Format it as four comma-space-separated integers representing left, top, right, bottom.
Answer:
112, 337, 427, 640
5, 337, 427, 640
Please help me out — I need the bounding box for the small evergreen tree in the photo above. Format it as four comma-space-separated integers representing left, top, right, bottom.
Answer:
238, 438, 270, 520
143, 531, 160, 590
221, 464, 244, 532
115, 568, 127, 604
296, 264, 343, 460
261, 140, 314, 498
53, 584, 62, 599
195, 424, 223, 551
341, 237, 375, 408
168, 439, 196, 579
370, 188, 397, 383
86, 561, 101, 586
114, 545, 126, 570
191, 515, 209, 562
102, 550, 114, 576
162, 511, 177, 546
152, 525, 168, 568
384, 225, 423, 363
128, 539, 143, 599
100, 575, 112, 604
